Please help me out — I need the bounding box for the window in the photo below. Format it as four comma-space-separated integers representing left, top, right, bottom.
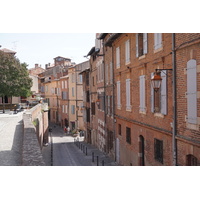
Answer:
110, 62, 113, 84
125, 40, 130, 64
65, 105, 68, 113
62, 81, 64, 89
105, 64, 108, 84
154, 33, 162, 50
136, 33, 148, 57
151, 71, 167, 115
71, 105, 75, 114
116, 47, 120, 68
62, 91, 67, 100
187, 59, 197, 124
117, 81, 121, 109
126, 127, 131, 144
91, 102, 95, 115
62, 105, 65, 113
72, 87, 75, 97
92, 76, 95, 86
79, 75, 82, 83
86, 108, 90, 122
126, 79, 131, 110
86, 91, 90, 102
140, 75, 146, 112
154, 139, 163, 163
118, 124, 121, 135
64, 80, 67, 89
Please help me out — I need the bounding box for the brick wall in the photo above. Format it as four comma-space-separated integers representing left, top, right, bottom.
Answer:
112, 33, 173, 165
22, 103, 48, 166
175, 33, 200, 165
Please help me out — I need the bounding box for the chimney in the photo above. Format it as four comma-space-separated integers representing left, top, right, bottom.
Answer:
35, 64, 39, 68
45, 64, 48, 69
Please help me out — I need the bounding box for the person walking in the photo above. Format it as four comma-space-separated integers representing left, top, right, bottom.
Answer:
67, 126, 70, 135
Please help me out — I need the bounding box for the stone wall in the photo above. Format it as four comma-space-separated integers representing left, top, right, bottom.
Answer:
22, 103, 48, 166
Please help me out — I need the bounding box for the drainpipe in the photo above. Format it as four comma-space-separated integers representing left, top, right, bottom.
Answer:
172, 33, 177, 166
112, 44, 116, 162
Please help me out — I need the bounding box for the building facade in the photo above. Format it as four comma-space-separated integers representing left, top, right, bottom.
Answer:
175, 33, 200, 166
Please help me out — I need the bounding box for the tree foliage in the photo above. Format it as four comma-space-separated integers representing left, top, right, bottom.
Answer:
0, 51, 33, 100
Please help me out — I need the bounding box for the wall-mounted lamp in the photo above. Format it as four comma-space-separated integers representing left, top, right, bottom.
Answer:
151, 69, 172, 92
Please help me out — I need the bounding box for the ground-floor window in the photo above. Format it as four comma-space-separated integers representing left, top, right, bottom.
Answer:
154, 138, 163, 164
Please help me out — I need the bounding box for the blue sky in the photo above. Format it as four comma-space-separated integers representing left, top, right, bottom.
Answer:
0, 33, 96, 69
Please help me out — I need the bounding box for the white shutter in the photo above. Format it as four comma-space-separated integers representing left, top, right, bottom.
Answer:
116, 47, 120, 68
158, 33, 162, 49
110, 62, 113, 84
187, 59, 197, 124
136, 34, 139, 57
126, 79, 131, 109
143, 33, 148, 54
117, 81, 121, 107
125, 40, 130, 64
151, 73, 154, 113
105, 64, 108, 84
140, 75, 145, 112
161, 70, 167, 115
154, 33, 158, 50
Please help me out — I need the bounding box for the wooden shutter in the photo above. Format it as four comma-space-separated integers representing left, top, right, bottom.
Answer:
125, 40, 130, 64
136, 33, 139, 57
117, 81, 121, 107
116, 47, 120, 68
126, 79, 131, 109
151, 73, 154, 113
161, 70, 167, 115
110, 62, 113, 84
143, 33, 148, 54
140, 75, 145, 112
187, 59, 197, 124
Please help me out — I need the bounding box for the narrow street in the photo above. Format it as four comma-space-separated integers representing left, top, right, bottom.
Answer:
42, 124, 117, 166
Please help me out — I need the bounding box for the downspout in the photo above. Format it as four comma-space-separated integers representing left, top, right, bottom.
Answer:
172, 33, 177, 166
112, 45, 116, 162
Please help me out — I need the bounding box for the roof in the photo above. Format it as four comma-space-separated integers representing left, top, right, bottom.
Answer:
98, 33, 108, 39
79, 67, 90, 75
105, 33, 122, 47
54, 56, 71, 60
0, 48, 16, 54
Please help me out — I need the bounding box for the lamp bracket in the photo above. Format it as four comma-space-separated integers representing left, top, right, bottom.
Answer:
155, 68, 172, 75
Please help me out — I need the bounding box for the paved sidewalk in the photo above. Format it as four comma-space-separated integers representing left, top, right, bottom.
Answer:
0, 111, 24, 166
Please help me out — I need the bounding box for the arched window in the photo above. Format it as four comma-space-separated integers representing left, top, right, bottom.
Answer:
139, 135, 145, 166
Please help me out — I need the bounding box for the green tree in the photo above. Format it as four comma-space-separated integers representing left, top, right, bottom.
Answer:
0, 51, 32, 113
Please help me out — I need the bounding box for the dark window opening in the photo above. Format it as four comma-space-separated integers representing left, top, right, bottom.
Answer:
154, 139, 163, 163
118, 124, 121, 135
126, 127, 131, 144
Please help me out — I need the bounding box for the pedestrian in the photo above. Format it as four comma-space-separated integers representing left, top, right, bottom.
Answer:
67, 126, 70, 134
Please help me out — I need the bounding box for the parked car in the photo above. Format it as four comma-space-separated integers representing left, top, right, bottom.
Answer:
14, 104, 22, 113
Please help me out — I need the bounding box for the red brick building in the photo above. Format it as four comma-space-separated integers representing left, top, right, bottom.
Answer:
105, 33, 174, 165
175, 33, 200, 165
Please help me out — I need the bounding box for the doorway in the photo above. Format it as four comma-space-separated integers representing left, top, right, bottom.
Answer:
139, 135, 145, 166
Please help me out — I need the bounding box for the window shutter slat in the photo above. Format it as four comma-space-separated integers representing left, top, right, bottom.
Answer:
187, 59, 197, 124
151, 73, 154, 113
161, 70, 167, 115
117, 81, 121, 107
143, 33, 148, 54
136, 34, 139, 57
126, 79, 130, 109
